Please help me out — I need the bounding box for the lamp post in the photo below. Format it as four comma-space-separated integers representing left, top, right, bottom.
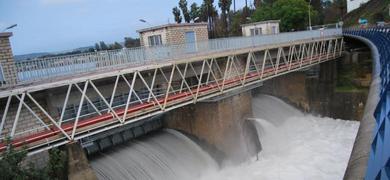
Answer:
193, 17, 199, 23
139, 19, 152, 26
2, 24, 17, 32
308, 0, 312, 30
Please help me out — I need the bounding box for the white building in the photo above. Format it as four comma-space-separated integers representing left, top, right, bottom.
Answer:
241, 20, 280, 37
347, 0, 370, 13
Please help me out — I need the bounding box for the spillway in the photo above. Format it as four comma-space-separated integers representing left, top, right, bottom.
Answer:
90, 95, 359, 180
90, 129, 218, 180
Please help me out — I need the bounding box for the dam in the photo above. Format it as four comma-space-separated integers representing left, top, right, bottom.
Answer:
0, 22, 388, 180
89, 95, 359, 180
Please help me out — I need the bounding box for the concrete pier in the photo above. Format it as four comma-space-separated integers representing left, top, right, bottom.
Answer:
164, 91, 260, 162
67, 142, 97, 180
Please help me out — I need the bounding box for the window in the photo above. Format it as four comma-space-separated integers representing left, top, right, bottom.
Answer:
257, 28, 262, 35
250, 28, 255, 36
147, 35, 162, 46
0, 65, 4, 82
250, 28, 262, 36
272, 26, 277, 34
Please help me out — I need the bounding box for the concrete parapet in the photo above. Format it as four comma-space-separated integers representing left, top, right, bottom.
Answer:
67, 142, 97, 180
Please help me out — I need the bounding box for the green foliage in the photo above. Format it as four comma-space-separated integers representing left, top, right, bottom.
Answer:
254, 0, 261, 8
218, 0, 232, 13
94, 43, 100, 51
124, 37, 140, 48
46, 148, 68, 180
251, 0, 318, 31
0, 140, 29, 179
179, 0, 191, 23
172, 6, 183, 23
190, 3, 201, 22
99, 41, 108, 51
0, 139, 68, 180
109, 42, 123, 50
343, 0, 390, 27
218, 0, 232, 36
230, 9, 251, 36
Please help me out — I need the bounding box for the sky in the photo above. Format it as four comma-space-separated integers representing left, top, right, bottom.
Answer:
0, 0, 247, 55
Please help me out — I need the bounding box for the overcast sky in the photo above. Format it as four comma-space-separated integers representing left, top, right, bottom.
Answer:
0, 0, 247, 55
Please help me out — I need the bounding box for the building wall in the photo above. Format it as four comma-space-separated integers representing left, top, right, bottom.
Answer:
0, 33, 17, 86
1, 97, 49, 139
139, 24, 208, 46
347, 0, 370, 13
166, 25, 208, 45
242, 22, 280, 36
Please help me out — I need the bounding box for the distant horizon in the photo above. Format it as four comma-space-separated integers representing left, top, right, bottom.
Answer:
0, 0, 247, 56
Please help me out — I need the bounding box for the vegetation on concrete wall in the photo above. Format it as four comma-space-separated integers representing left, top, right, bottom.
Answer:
343, 0, 390, 27
0, 140, 68, 180
335, 59, 371, 92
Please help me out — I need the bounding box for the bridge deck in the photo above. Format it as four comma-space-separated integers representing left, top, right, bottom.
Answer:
0, 52, 342, 154
0, 28, 343, 155
0, 29, 342, 97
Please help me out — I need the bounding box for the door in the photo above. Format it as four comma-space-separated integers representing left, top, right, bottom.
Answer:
185, 31, 196, 53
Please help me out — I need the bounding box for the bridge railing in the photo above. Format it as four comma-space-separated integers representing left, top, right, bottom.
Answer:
343, 27, 390, 180
0, 28, 342, 88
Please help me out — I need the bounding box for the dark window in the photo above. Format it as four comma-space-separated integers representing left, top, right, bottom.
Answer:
148, 35, 162, 46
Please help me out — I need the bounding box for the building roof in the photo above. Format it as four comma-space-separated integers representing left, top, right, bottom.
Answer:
241, 20, 281, 27
0, 32, 12, 38
137, 23, 208, 33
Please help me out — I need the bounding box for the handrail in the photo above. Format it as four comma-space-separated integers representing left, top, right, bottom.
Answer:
0, 28, 342, 87
343, 27, 390, 180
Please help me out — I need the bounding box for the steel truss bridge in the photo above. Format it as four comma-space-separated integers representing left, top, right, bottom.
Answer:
0, 28, 343, 155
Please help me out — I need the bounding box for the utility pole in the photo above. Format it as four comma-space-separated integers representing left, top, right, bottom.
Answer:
233, 0, 236, 12
308, 0, 312, 30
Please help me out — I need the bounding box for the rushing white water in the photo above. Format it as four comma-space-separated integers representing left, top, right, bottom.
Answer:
201, 95, 360, 180
91, 94, 359, 180
90, 129, 218, 180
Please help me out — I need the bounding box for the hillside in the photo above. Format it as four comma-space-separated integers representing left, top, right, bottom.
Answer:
344, 0, 390, 27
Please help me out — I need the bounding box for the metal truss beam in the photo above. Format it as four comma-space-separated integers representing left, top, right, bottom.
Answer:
0, 36, 344, 155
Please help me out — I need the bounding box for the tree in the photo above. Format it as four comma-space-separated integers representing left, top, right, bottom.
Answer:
201, 0, 218, 37
46, 148, 67, 180
322, 0, 344, 23
87, 48, 95, 52
124, 37, 140, 48
179, 0, 191, 23
0, 142, 29, 179
172, 6, 183, 23
333, 0, 346, 19
190, 3, 201, 22
108, 42, 123, 50
0, 139, 67, 179
230, 9, 247, 36
99, 41, 108, 50
254, 0, 261, 8
310, 0, 324, 24
252, 0, 318, 31
263, 0, 275, 5
218, 0, 232, 36
94, 43, 100, 51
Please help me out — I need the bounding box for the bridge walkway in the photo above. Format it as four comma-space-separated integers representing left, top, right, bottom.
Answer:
0, 28, 343, 155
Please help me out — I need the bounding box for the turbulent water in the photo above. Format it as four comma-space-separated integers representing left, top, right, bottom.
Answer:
201, 95, 360, 180
91, 95, 359, 180
90, 129, 218, 180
